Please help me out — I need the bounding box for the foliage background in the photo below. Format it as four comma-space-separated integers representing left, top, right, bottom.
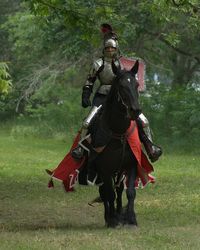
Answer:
0, 2, 200, 249
0, 0, 200, 149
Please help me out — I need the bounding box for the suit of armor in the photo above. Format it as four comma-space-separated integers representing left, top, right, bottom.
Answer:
81, 56, 152, 139
82, 57, 119, 130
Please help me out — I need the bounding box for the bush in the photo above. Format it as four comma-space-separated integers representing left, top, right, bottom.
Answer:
10, 85, 88, 139
140, 83, 200, 150
2, 80, 200, 153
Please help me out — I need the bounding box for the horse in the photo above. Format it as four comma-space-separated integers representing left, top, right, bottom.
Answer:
91, 60, 141, 228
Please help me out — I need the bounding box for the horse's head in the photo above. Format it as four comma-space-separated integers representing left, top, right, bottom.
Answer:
112, 60, 141, 120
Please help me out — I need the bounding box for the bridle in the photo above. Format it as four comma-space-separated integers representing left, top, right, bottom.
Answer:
110, 75, 138, 184
117, 87, 132, 119
117, 91, 128, 109
116, 75, 139, 119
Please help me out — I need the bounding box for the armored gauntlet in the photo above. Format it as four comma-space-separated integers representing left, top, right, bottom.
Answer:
82, 86, 92, 108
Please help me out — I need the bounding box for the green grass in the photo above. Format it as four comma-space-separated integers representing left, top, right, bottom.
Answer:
0, 129, 200, 250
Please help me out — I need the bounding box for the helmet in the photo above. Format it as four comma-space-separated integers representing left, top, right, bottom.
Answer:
104, 37, 119, 49
101, 24, 119, 59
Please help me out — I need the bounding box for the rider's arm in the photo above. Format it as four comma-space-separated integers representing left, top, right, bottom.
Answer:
83, 58, 104, 92
82, 58, 104, 108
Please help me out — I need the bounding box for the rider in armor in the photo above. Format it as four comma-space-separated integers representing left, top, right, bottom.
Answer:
71, 24, 162, 167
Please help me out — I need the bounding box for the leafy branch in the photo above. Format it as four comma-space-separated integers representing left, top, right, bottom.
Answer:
0, 62, 12, 94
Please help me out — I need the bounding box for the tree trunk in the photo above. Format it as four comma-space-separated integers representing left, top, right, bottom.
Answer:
171, 54, 199, 87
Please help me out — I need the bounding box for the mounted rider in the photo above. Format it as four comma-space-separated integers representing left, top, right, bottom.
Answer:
72, 24, 162, 166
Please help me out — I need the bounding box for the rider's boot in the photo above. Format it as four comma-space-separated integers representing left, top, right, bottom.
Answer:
71, 127, 89, 160
136, 116, 162, 162
72, 105, 103, 160
71, 145, 85, 160
141, 133, 162, 162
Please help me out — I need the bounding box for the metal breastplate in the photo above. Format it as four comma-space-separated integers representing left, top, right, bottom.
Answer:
99, 60, 115, 85
97, 59, 117, 95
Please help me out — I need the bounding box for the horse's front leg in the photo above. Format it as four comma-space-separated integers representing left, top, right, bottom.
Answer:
115, 179, 124, 223
125, 167, 137, 226
116, 178, 124, 214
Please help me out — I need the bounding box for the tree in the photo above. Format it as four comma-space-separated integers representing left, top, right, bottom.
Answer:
2, 0, 200, 116
0, 0, 21, 61
23, 0, 200, 86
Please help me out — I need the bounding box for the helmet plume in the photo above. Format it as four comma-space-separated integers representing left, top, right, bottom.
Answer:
101, 23, 113, 34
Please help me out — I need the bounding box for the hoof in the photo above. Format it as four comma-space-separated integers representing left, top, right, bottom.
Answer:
123, 211, 138, 226
106, 218, 119, 228
116, 213, 124, 225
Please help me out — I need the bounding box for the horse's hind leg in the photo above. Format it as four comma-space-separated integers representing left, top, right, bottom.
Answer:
99, 179, 118, 228
125, 167, 137, 226
99, 185, 109, 224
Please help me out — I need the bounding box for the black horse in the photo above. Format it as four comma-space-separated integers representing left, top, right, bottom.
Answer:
91, 60, 141, 228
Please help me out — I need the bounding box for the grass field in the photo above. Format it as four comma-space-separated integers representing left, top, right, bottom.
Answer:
0, 130, 200, 250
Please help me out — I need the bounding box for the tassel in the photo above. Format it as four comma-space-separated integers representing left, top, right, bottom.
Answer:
45, 169, 53, 175
148, 174, 156, 184
48, 179, 54, 188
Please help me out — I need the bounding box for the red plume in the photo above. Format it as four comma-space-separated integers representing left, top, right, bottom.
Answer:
101, 23, 113, 34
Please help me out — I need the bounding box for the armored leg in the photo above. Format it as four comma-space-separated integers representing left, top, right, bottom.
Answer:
137, 113, 162, 162
71, 105, 102, 160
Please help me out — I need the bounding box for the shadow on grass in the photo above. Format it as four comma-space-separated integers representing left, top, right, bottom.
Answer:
1, 222, 106, 232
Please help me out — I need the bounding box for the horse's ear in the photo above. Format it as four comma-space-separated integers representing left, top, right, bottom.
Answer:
112, 60, 121, 75
131, 60, 139, 75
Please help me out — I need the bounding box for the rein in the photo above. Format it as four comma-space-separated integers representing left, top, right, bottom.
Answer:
110, 85, 137, 186
117, 91, 128, 110
113, 122, 136, 187
103, 70, 138, 186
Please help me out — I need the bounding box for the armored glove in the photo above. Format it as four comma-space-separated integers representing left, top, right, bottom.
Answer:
82, 86, 92, 108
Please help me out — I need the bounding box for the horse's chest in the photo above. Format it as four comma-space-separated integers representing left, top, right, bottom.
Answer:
98, 141, 135, 174
109, 116, 130, 134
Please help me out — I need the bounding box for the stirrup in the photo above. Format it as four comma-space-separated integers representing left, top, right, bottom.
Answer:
71, 134, 91, 160
71, 146, 85, 160
87, 173, 103, 186
87, 174, 98, 186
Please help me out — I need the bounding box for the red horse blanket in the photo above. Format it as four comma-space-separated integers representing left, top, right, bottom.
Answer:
46, 121, 155, 192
